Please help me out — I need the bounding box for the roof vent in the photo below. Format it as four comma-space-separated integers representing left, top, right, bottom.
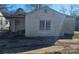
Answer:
44, 9, 47, 13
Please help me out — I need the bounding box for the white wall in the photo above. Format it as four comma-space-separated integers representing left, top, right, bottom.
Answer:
61, 16, 75, 34
25, 7, 66, 37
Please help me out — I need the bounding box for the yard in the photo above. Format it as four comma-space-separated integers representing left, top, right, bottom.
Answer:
0, 31, 79, 54
18, 31, 79, 54
18, 39, 79, 54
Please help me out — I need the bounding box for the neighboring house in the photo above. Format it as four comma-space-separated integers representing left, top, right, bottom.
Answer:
0, 12, 10, 31
9, 8, 25, 32
0, 8, 25, 32
0, 7, 75, 39
25, 6, 75, 38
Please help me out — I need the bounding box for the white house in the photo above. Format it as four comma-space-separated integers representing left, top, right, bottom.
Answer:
0, 6, 75, 39
0, 12, 10, 31
25, 6, 75, 38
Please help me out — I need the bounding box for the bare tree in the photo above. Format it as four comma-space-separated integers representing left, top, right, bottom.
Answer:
60, 5, 67, 14
25, 4, 52, 12
60, 4, 79, 16
29, 4, 46, 9
0, 4, 14, 12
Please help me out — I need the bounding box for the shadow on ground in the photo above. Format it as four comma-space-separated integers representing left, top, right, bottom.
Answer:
0, 31, 73, 54
0, 36, 59, 54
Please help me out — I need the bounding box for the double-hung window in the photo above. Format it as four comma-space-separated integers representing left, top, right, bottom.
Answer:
40, 20, 45, 30
46, 20, 51, 30
40, 20, 51, 30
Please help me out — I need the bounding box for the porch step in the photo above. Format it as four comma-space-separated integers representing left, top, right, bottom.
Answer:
54, 39, 79, 46
73, 31, 79, 39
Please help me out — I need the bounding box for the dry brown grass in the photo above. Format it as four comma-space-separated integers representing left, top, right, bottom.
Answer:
18, 32, 79, 54
18, 39, 79, 54
54, 39, 79, 54
55, 39, 79, 46
73, 31, 79, 39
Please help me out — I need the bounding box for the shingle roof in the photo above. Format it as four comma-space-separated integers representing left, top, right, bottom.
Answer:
0, 8, 26, 17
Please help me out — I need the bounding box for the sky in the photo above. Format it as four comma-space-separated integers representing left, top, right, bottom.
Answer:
10, 4, 64, 11
8, 4, 75, 15
51, 4, 70, 15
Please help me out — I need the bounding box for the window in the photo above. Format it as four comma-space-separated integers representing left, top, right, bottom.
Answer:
46, 20, 51, 30
40, 20, 45, 30
6, 20, 8, 25
39, 20, 51, 30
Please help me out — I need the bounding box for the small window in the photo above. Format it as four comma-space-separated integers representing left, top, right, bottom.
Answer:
40, 20, 45, 30
6, 20, 8, 24
46, 20, 51, 30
